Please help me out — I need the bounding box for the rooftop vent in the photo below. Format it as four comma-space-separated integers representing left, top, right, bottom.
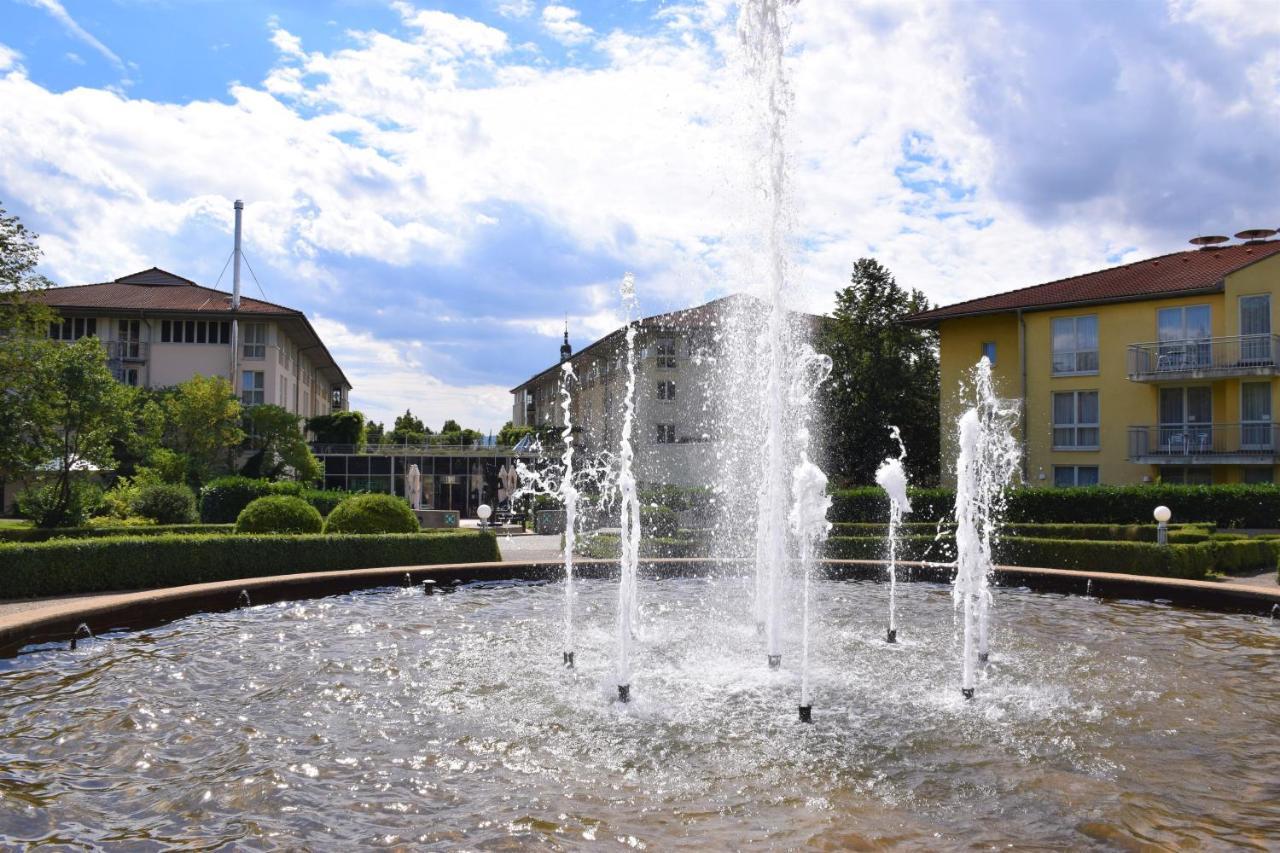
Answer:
1189, 235, 1229, 250
1234, 228, 1277, 244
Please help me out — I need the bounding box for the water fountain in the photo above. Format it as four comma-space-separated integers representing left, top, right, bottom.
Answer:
558, 360, 578, 669
614, 272, 642, 702
875, 426, 912, 644
952, 356, 1021, 697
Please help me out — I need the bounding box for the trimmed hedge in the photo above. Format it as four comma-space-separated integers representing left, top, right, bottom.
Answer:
200, 477, 349, 523
829, 484, 1280, 528
0, 531, 501, 598
575, 533, 706, 559
324, 493, 419, 534
0, 524, 234, 543
235, 496, 323, 535
131, 483, 198, 524
640, 506, 678, 538
993, 537, 1277, 580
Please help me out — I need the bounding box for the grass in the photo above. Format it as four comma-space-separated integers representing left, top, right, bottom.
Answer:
0, 518, 31, 529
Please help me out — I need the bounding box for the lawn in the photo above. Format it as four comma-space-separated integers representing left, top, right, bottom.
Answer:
0, 519, 31, 529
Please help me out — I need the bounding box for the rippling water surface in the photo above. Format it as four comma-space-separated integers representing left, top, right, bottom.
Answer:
1, 577, 1278, 849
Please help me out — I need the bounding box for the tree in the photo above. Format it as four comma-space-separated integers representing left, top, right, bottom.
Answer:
307, 410, 365, 446
366, 420, 385, 444
20, 337, 133, 525
441, 418, 461, 434
0, 201, 54, 337
497, 421, 533, 447
818, 258, 940, 486
387, 409, 430, 445
162, 374, 244, 487
243, 404, 322, 482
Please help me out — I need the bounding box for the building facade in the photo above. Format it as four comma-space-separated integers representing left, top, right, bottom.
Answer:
30, 267, 351, 415
511, 296, 748, 487
906, 238, 1280, 487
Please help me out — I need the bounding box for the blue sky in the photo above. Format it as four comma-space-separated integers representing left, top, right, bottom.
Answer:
2, 0, 1277, 430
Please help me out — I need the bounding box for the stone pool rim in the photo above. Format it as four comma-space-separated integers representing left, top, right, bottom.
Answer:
1, 558, 1275, 657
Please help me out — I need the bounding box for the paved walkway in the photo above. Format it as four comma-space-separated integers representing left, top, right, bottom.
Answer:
1220, 568, 1279, 589
496, 533, 563, 563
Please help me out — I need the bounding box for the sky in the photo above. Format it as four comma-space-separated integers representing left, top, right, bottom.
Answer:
1, 0, 1277, 432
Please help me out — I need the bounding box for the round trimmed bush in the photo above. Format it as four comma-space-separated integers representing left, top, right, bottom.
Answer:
235, 495, 323, 534
130, 483, 198, 524
323, 493, 419, 534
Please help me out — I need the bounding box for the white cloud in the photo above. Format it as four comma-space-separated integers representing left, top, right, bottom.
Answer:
312, 315, 513, 431
498, 0, 535, 19
541, 4, 594, 46
0, 43, 21, 71
19, 0, 123, 69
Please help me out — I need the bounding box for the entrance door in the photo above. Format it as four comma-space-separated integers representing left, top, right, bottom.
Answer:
1241, 382, 1273, 450
1159, 387, 1212, 454
1240, 295, 1272, 365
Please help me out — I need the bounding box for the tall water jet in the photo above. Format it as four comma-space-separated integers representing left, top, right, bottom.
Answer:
615, 273, 641, 702
952, 357, 1021, 698
558, 360, 578, 668
739, 0, 801, 670
875, 426, 912, 643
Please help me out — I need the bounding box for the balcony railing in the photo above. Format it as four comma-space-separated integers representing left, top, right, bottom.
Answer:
1127, 335, 1280, 381
104, 340, 148, 362
1128, 423, 1280, 463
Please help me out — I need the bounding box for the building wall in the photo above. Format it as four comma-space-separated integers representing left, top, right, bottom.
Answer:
936, 253, 1280, 487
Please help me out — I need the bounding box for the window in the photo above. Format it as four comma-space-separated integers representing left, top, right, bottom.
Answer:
1244, 467, 1274, 484
656, 338, 677, 369
121, 367, 139, 387
1052, 390, 1099, 449
279, 377, 287, 408
243, 323, 266, 359
1053, 465, 1098, 487
1157, 305, 1211, 369
117, 319, 142, 359
657, 380, 676, 401
1158, 386, 1212, 452
1051, 315, 1098, 374
980, 342, 997, 366
655, 423, 676, 443
48, 317, 96, 340
1241, 382, 1273, 449
1240, 295, 1273, 364
241, 371, 264, 406
159, 319, 229, 344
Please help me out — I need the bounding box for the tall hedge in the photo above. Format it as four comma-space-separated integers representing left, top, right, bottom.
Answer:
0, 532, 500, 598
200, 477, 348, 523
829, 484, 1280, 528
0, 524, 235, 543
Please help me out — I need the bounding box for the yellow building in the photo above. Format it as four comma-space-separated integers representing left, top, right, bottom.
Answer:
905, 237, 1280, 487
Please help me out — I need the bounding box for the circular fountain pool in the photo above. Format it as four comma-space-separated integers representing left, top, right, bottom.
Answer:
1, 576, 1277, 848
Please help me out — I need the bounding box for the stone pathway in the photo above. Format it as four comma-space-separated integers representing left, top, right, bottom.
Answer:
496, 533, 563, 563
1219, 568, 1279, 589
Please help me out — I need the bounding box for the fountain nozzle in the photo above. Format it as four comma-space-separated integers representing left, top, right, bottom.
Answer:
886, 628, 897, 644
617, 684, 630, 703
961, 687, 975, 700
423, 580, 437, 595
563, 651, 574, 668
767, 654, 781, 669
798, 705, 812, 723
977, 651, 989, 663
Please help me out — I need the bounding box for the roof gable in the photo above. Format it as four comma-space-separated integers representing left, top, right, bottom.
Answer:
114, 267, 197, 286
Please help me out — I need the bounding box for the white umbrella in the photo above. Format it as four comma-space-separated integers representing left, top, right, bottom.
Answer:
406, 464, 422, 510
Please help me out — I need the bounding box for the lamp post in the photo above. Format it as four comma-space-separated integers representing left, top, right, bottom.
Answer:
1154, 505, 1171, 545
477, 503, 492, 529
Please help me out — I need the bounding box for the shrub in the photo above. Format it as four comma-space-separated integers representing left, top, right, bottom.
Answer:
0, 532, 501, 598
324, 493, 419, 534
16, 481, 103, 528
0, 524, 233, 543
200, 476, 272, 523
574, 533, 707, 559
300, 489, 347, 517
266, 480, 305, 497
829, 487, 955, 524
235, 496, 323, 534
130, 483, 197, 524
640, 505, 678, 538
993, 537, 1277, 580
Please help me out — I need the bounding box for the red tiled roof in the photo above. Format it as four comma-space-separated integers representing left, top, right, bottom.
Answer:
904, 240, 1280, 326
29, 267, 299, 315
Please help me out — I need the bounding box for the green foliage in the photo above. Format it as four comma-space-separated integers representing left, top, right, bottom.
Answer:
1000, 522, 1212, 542
163, 374, 244, 487
200, 477, 272, 523
324, 493, 419, 534
235, 495, 323, 534
129, 482, 198, 524
301, 489, 347, 517
242, 404, 321, 483
638, 484, 713, 512
575, 533, 706, 559
640, 505, 678, 538
0, 532, 501, 598
828, 484, 1280, 529
818, 258, 940, 486
441, 418, 461, 434
0, 523, 233, 543
16, 480, 103, 529
0, 201, 55, 336
497, 422, 534, 448
306, 410, 366, 446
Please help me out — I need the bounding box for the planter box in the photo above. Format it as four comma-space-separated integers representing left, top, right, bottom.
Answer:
416, 509, 459, 529
535, 509, 566, 535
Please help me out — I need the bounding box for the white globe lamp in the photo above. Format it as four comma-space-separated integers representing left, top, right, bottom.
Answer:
1153, 505, 1171, 545
1153, 505, 1171, 524
477, 503, 493, 527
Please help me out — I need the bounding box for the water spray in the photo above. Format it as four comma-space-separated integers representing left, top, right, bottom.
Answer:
615, 273, 642, 702
875, 426, 912, 644
559, 360, 579, 668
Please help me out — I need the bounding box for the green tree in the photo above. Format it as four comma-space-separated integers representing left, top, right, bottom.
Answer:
497, 421, 533, 447
366, 420, 385, 444
441, 418, 461, 434
21, 337, 133, 525
818, 258, 940, 486
387, 409, 430, 445
306, 409, 366, 446
109, 387, 165, 477
0, 201, 54, 337
162, 374, 244, 487
243, 404, 322, 482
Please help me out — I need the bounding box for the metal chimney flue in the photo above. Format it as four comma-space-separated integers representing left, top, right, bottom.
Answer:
232, 200, 243, 310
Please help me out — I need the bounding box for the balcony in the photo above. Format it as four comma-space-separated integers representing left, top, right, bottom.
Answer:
104, 340, 148, 362
1127, 335, 1280, 382
1128, 423, 1280, 465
